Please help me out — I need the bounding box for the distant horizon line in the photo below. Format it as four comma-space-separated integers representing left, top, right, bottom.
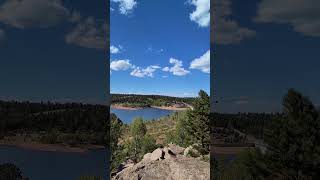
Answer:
110, 92, 197, 98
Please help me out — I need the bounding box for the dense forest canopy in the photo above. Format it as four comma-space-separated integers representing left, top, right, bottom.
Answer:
111, 93, 195, 107
0, 100, 107, 146
213, 112, 283, 139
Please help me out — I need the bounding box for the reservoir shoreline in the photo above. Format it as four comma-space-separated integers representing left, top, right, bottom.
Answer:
0, 142, 105, 153
111, 104, 191, 111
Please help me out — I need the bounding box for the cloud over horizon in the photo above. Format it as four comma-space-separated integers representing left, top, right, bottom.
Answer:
255, 0, 320, 37
190, 50, 210, 73
162, 58, 190, 76
0, 0, 69, 28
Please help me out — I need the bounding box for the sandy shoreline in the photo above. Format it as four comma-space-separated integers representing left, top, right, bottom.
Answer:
151, 106, 190, 111
111, 104, 190, 111
0, 142, 105, 153
111, 105, 143, 110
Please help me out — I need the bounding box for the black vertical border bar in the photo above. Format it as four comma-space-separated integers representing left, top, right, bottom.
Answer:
105, 0, 111, 179
210, 0, 215, 179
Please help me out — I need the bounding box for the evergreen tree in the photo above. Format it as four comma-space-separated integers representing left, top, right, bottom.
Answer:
264, 89, 320, 179
141, 134, 157, 155
110, 113, 125, 171
185, 90, 210, 154
0, 163, 27, 180
130, 117, 147, 161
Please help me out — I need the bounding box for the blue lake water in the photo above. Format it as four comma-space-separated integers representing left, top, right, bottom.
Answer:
0, 108, 173, 179
0, 145, 108, 180
111, 107, 175, 123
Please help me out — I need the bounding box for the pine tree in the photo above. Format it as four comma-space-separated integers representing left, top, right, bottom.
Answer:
185, 90, 210, 154
130, 117, 147, 161
265, 89, 320, 179
110, 113, 125, 171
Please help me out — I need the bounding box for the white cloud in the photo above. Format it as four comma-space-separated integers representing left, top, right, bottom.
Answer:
213, 0, 256, 44
130, 65, 160, 78
150, 65, 161, 69
0, 0, 69, 28
162, 67, 170, 72
189, 0, 210, 27
163, 58, 190, 76
146, 46, 164, 53
65, 17, 107, 49
190, 50, 210, 73
110, 59, 133, 71
255, 0, 320, 37
110, 45, 122, 54
111, 0, 137, 15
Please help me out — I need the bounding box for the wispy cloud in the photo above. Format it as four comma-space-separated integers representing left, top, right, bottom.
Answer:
130, 65, 161, 78
110, 59, 133, 71
65, 17, 107, 49
162, 58, 190, 76
110, 59, 161, 78
110, 45, 123, 54
190, 50, 210, 73
146, 46, 164, 53
111, 0, 137, 15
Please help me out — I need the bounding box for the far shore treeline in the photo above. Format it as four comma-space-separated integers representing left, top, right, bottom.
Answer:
111, 93, 196, 108
0, 101, 107, 147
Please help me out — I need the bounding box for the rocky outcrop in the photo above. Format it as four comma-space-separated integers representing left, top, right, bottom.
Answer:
184, 145, 200, 157
112, 144, 209, 180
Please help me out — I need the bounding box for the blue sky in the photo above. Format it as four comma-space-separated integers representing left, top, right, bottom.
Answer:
213, 0, 320, 112
110, 0, 210, 97
0, 0, 107, 104
1, 0, 319, 112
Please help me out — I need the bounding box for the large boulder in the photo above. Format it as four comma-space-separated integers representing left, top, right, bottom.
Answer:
150, 148, 165, 161
168, 143, 185, 155
113, 144, 209, 180
163, 147, 176, 159
112, 156, 209, 180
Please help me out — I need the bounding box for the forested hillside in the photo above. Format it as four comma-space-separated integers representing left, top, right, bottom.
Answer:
111, 94, 195, 108
0, 101, 107, 146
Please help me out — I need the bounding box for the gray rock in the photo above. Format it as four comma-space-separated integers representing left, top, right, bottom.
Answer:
142, 153, 152, 161
168, 143, 185, 155
112, 155, 209, 180
183, 146, 200, 157
113, 144, 209, 180
150, 148, 164, 161
163, 147, 176, 159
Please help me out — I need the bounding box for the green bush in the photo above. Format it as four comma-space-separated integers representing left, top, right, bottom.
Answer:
142, 134, 158, 155
39, 130, 59, 144
0, 163, 28, 180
